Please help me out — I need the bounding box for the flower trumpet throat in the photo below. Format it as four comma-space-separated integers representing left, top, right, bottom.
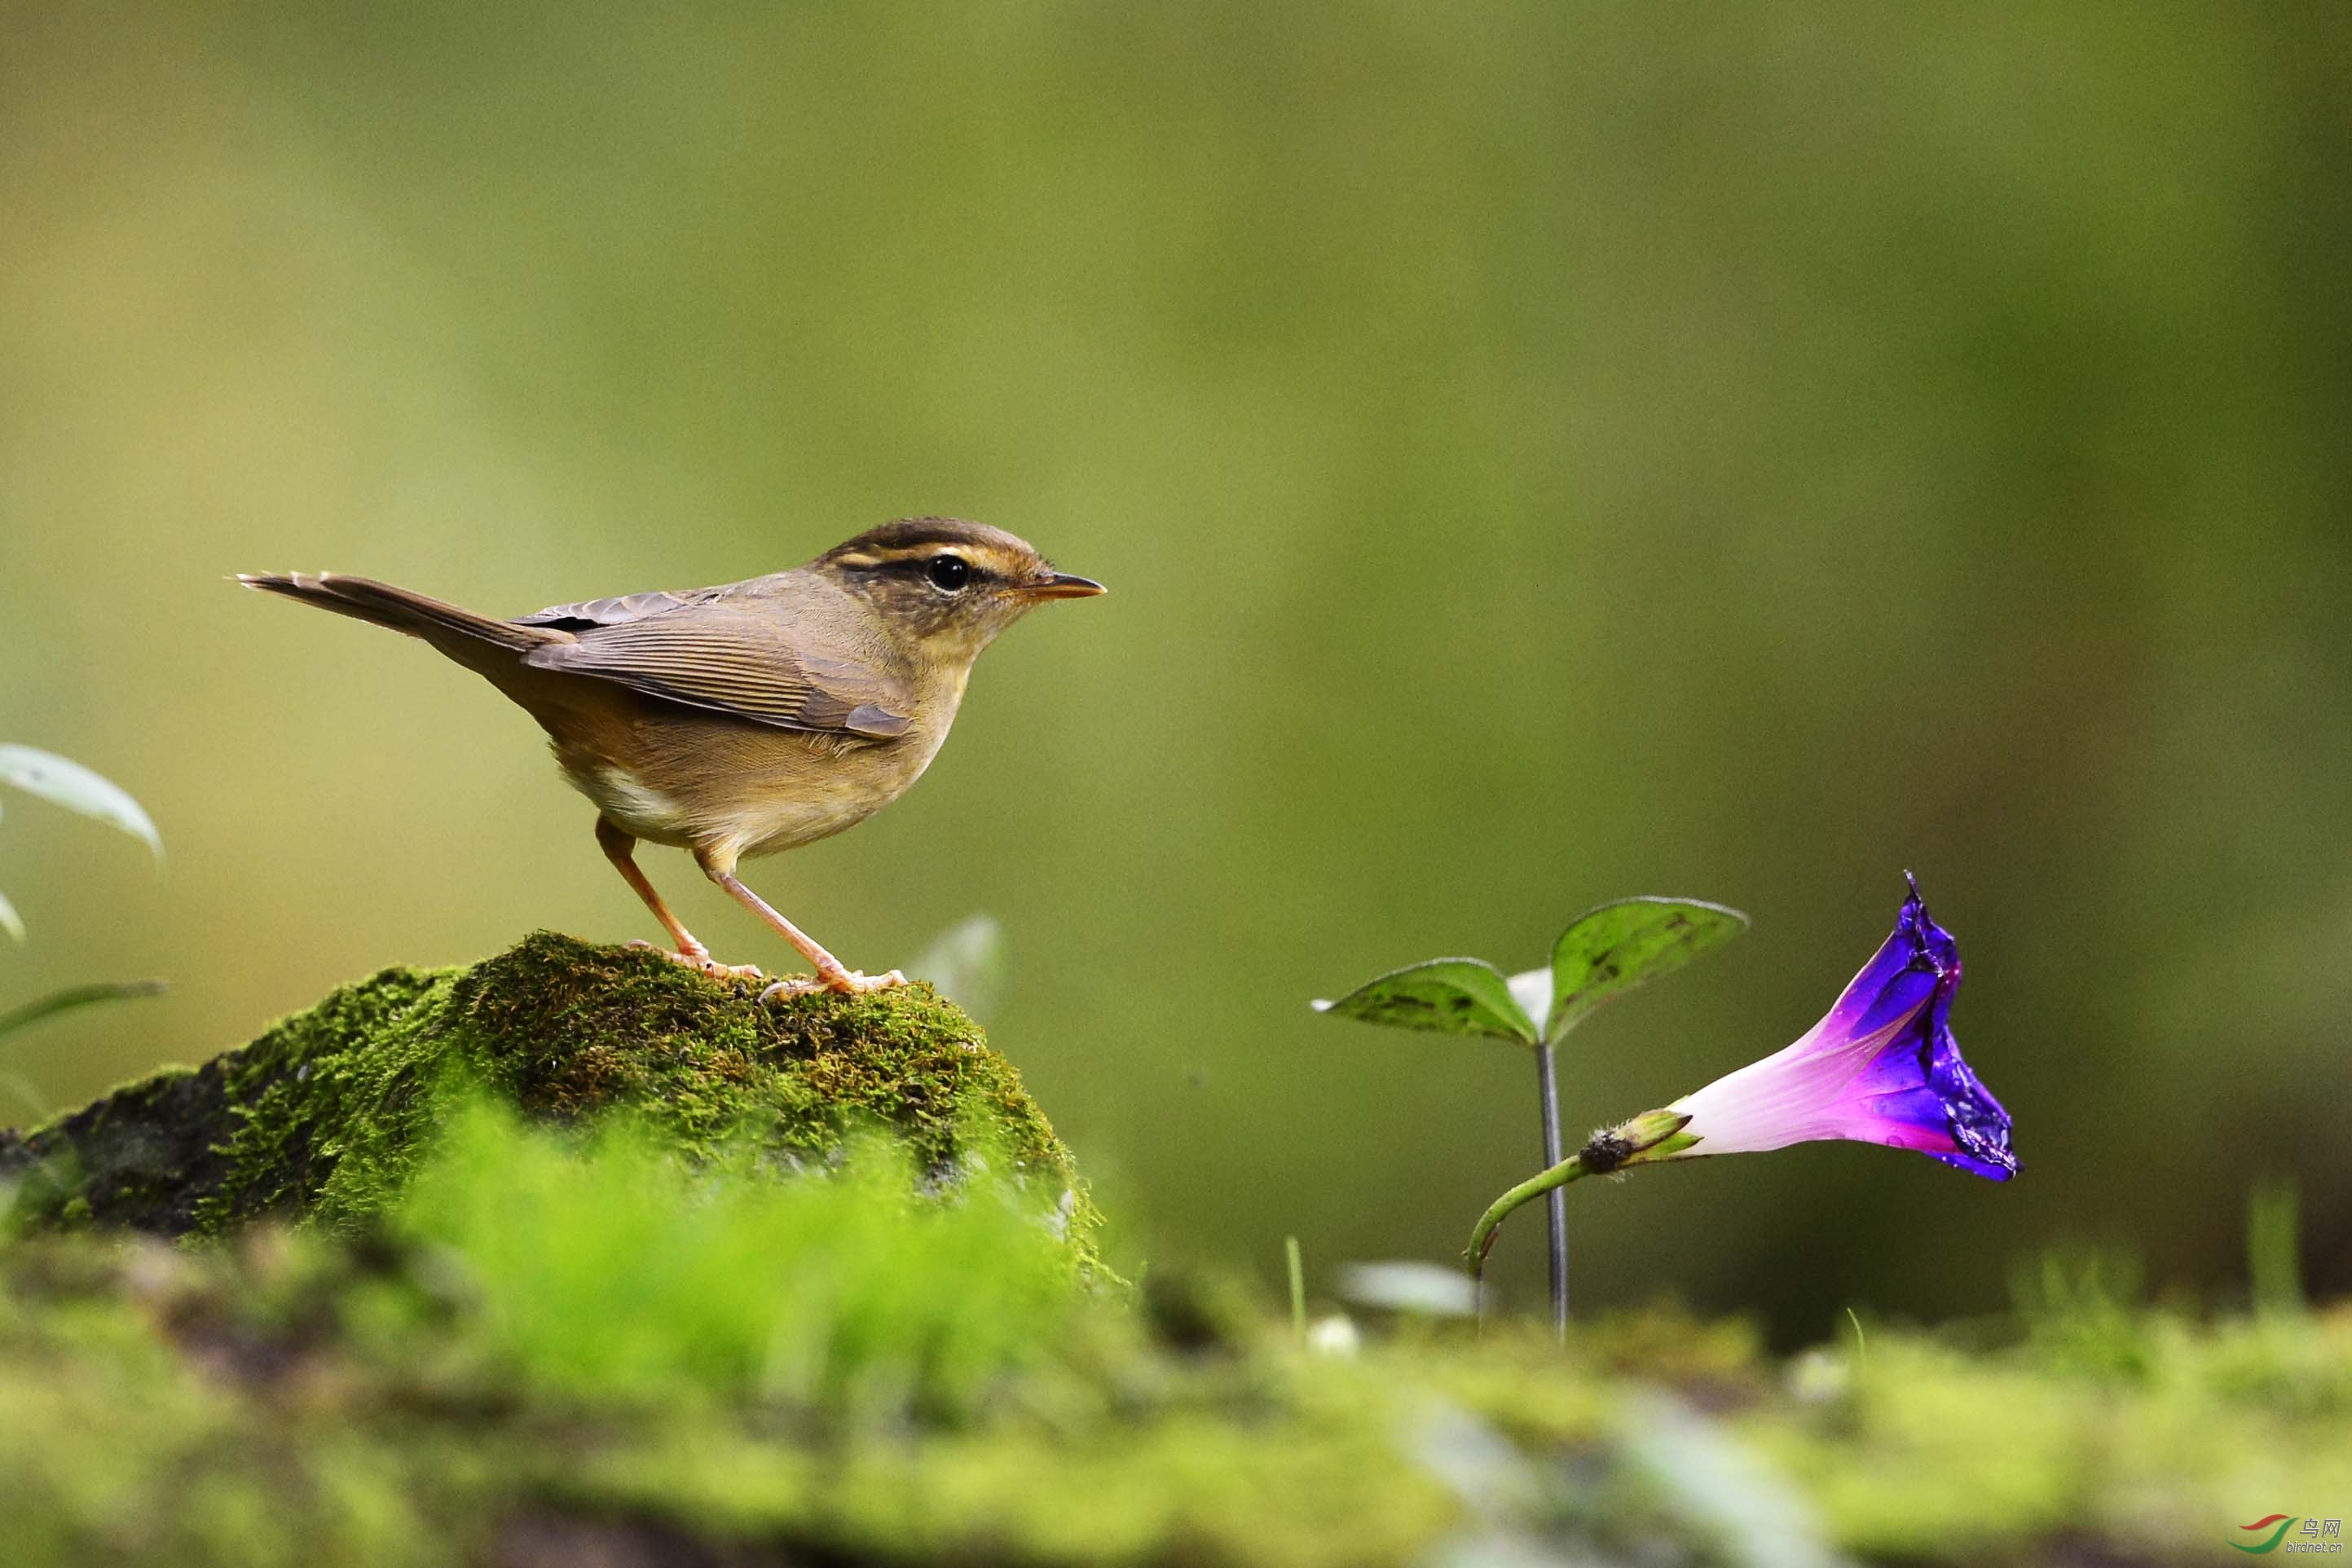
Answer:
1465, 877, 2015, 1290
1662, 875, 2015, 1180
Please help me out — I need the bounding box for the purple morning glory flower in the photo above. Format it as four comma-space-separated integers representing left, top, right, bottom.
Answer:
1664, 875, 2016, 1179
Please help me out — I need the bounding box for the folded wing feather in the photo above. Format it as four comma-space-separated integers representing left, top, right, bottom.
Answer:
521, 602, 913, 738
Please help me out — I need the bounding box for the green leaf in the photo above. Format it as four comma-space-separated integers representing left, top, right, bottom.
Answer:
909, 914, 1007, 1022
1314, 958, 1537, 1044
0, 979, 170, 1042
1543, 896, 1748, 1043
0, 745, 162, 863
0, 886, 20, 943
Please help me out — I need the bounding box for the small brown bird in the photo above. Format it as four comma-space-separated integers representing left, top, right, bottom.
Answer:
243, 519, 1102, 997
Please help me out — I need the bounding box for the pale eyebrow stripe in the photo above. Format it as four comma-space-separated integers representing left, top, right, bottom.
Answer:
852, 546, 956, 565
839, 542, 1028, 573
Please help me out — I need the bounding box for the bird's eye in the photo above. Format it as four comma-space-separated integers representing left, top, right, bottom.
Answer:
927, 555, 971, 592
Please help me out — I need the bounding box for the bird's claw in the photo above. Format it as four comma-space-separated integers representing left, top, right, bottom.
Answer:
760, 968, 907, 1003
628, 940, 763, 984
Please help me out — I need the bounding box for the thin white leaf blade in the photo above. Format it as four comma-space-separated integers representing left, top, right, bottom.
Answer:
0, 979, 170, 1040
0, 1069, 52, 1123
0, 886, 20, 943
1505, 967, 1553, 1033
1337, 1261, 1479, 1319
0, 746, 162, 863
1619, 1392, 1849, 1568
910, 913, 1008, 1021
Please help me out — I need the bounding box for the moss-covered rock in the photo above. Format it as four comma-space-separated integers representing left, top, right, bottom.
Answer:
0, 932, 1094, 1256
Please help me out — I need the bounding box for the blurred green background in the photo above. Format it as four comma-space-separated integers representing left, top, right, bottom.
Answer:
2, 0, 2345, 1343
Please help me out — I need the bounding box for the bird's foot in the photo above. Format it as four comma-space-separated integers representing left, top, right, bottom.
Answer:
759, 967, 907, 1002
628, 939, 764, 983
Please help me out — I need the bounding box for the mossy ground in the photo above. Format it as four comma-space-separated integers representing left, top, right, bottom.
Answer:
2, 944, 2342, 1565
2, 1110, 2345, 1567
0, 932, 1095, 1259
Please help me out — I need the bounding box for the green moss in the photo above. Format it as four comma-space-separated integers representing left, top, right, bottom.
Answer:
6, 1228, 2348, 1564
395, 1103, 1107, 1413
3, 1112, 2350, 1566
8, 942, 2345, 1564
2, 933, 1096, 1263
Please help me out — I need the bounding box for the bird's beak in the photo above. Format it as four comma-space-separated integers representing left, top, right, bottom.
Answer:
1021, 571, 1105, 600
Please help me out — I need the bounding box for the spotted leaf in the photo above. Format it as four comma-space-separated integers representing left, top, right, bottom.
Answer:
1314, 958, 1537, 1045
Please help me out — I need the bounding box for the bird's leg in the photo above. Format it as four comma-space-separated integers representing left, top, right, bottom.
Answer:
595, 817, 762, 981
692, 848, 905, 1000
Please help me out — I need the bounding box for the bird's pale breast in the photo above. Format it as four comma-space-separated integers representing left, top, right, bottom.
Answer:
549, 689, 958, 865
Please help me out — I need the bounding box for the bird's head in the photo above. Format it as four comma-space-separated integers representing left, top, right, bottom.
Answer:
816, 518, 1103, 664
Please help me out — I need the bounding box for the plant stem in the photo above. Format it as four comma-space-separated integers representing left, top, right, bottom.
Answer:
2248, 1177, 2304, 1317
1469, 1153, 1591, 1296
1535, 1041, 1568, 1340
1466, 1108, 1694, 1306
1284, 1235, 1306, 1341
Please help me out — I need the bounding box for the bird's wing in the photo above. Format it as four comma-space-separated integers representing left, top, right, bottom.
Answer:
520, 599, 914, 738
513, 585, 730, 630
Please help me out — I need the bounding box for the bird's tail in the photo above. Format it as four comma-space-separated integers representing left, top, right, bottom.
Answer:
238, 572, 571, 654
